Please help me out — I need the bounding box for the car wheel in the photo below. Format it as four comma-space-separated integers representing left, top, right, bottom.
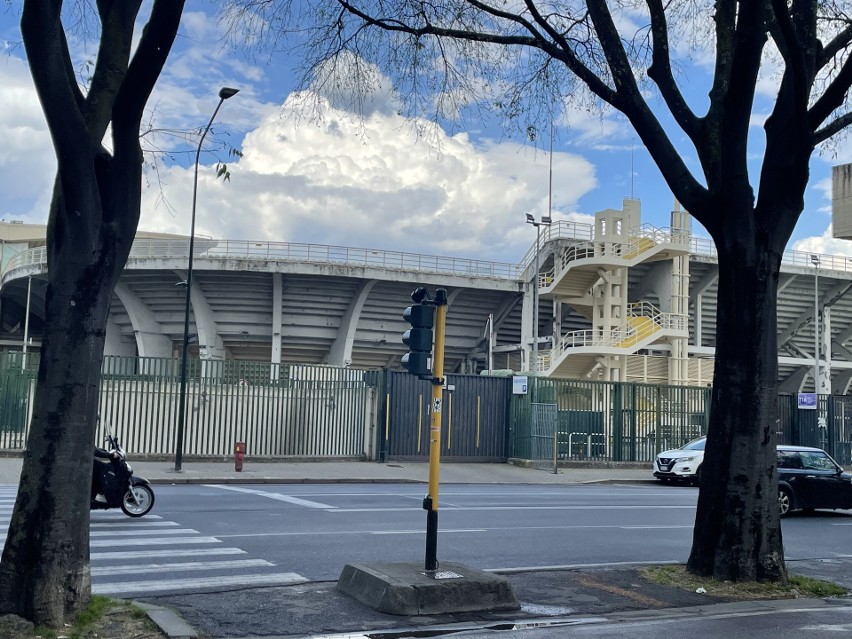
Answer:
779, 486, 793, 518
692, 466, 702, 486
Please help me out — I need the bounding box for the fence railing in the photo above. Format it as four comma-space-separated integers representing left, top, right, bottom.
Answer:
0, 357, 377, 458
7, 217, 852, 294
3, 239, 524, 283
542, 303, 686, 371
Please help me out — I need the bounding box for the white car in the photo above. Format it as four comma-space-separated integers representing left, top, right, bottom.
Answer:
653, 437, 706, 484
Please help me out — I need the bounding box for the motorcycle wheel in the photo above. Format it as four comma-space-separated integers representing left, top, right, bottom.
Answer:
121, 484, 155, 517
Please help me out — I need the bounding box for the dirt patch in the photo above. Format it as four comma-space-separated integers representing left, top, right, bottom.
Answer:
0, 602, 166, 639
575, 572, 673, 608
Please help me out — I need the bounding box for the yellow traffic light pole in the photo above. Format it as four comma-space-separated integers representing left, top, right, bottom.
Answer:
424, 288, 448, 571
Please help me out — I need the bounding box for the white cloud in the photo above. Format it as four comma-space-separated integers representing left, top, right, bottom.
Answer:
0, 6, 600, 263
559, 104, 629, 149
0, 56, 54, 221
140, 92, 598, 261
791, 225, 852, 259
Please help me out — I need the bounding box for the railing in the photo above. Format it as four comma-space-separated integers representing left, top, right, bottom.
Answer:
534, 224, 689, 287
8, 223, 852, 287
3, 239, 524, 282
627, 301, 687, 331
518, 220, 595, 268
689, 236, 852, 274
542, 302, 687, 372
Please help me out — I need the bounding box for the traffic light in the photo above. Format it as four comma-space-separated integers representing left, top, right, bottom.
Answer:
402, 289, 435, 379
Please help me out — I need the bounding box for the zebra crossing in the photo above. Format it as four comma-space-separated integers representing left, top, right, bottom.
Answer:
0, 487, 309, 597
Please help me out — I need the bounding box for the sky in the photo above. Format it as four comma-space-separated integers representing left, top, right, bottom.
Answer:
0, 2, 851, 265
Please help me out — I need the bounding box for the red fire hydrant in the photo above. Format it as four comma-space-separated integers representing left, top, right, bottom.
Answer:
235, 441, 246, 472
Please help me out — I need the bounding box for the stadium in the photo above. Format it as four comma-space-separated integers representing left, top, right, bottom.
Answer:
2, 174, 852, 464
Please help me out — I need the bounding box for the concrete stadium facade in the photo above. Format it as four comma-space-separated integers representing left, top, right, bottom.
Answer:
1, 198, 851, 394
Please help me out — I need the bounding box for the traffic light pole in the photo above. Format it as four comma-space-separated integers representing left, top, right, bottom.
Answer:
423, 289, 448, 571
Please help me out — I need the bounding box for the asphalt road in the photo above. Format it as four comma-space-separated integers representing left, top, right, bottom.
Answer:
5, 481, 852, 598
446, 600, 852, 639
141, 482, 852, 586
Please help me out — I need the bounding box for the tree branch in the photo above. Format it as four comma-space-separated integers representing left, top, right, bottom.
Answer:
645, 0, 700, 142
83, 0, 143, 142
818, 23, 852, 67
809, 55, 852, 132
815, 111, 852, 144
21, 1, 91, 173
770, 0, 815, 118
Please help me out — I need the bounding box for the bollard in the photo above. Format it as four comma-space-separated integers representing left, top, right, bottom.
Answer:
234, 441, 246, 472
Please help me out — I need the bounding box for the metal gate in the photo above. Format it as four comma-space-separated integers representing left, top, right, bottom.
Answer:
380, 370, 510, 461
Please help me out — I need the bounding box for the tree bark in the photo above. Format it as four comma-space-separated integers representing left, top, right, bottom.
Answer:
0, 0, 185, 626
687, 217, 786, 581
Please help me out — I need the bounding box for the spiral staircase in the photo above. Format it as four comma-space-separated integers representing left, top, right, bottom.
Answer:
533, 204, 692, 381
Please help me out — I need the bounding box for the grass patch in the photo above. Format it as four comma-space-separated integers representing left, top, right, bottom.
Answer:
641, 565, 848, 600
6, 597, 163, 639
73, 595, 114, 627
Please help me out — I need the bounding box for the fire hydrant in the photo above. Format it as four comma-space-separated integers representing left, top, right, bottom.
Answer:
234, 441, 246, 472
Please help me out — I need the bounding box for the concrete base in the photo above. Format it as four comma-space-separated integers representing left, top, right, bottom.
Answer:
337, 562, 520, 616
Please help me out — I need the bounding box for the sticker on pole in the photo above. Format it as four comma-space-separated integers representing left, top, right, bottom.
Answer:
432, 397, 442, 414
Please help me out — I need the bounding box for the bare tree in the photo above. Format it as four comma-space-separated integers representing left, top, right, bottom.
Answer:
229, 0, 852, 581
0, 0, 186, 626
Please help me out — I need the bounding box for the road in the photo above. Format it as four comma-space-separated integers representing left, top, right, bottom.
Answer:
429, 600, 852, 639
3, 482, 852, 597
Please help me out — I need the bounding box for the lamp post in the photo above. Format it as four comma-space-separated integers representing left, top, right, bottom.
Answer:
811, 254, 820, 396
174, 87, 239, 472
525, 213, 552, 373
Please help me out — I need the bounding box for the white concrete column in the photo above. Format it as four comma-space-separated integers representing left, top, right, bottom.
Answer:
819, 307, 832, 395
271, 273, 282, 380
113, 283, 172, 359
521, 282, 534, 372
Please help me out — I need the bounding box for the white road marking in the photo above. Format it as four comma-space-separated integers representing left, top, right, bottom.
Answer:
90, 536, 221, 547
213, 522, 693, 539
92, 548, 247, 560
620, 525, 693, 529
92, 572, 308, 595
204, 484, 337, 509
91, 558, 274, 576
90, 528, 198, 537
329, 505, 695, 513
91, 520, 178, 528
370, 529, 486, 535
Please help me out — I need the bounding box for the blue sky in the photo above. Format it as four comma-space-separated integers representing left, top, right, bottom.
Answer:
0, 2, 848, 263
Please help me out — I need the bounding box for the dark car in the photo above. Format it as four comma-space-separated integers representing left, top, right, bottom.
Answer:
777, 445, 852, 517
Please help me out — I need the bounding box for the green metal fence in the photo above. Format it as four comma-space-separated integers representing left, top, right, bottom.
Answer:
510, 377, 712, 463
6, 354, 852, 465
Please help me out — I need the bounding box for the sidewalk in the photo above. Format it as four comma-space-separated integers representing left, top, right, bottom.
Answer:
2, 456, 851, 639
0, 456, 660, 486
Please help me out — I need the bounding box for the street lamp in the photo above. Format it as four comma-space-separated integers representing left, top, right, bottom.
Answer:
811, 254, 820, 396
175, 87, 239, 472
525, 213, 552, 373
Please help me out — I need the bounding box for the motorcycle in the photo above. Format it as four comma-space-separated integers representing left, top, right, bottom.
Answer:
92, 433, 155, 517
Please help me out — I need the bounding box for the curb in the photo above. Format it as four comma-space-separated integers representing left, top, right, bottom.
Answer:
134, 602, 197, 639
215, 596, 852, 639
145, 477, 426, 485
143, 477, 659, 486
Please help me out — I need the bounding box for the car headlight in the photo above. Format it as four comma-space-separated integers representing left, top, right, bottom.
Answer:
125, 463, 133, 473
679, 456, 695, 462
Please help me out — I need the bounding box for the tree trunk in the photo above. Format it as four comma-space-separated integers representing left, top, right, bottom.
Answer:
0, 188, 122, 623
0, 2, 185, 625
687, 225, 786, 581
